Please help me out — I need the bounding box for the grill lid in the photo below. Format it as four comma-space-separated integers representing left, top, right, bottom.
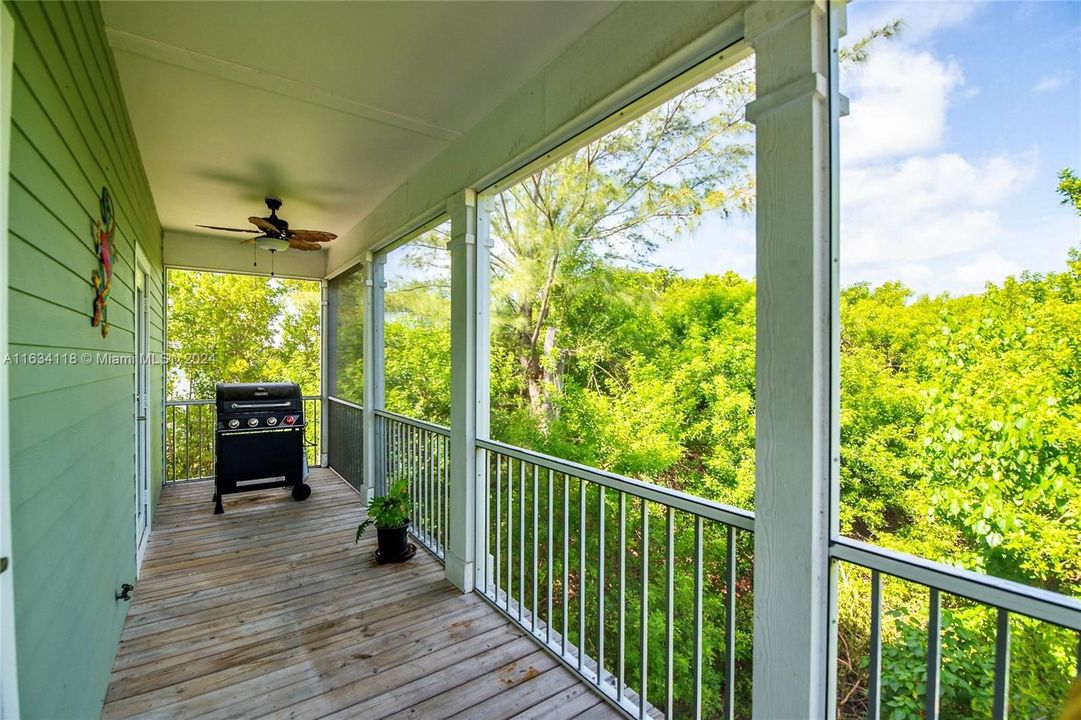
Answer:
216, 382, 301, 402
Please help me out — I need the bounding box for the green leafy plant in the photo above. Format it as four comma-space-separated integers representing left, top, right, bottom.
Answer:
354, 481, 413, 542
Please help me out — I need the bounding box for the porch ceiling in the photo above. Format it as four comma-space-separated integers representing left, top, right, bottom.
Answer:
101, 1, 619, 270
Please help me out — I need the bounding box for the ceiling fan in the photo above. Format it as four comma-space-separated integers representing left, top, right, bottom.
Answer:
197, 197, 337, 252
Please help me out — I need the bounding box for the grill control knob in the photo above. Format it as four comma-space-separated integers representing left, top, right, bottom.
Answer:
227, 419, 240, 429
247, 418, 259, 427
284, 415, 296, 425
266, 417, 279, 426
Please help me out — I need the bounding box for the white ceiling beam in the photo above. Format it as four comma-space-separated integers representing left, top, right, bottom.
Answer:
106, 28, 463, 143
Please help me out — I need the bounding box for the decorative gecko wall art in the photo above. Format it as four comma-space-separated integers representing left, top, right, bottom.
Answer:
91, 187, 116, 338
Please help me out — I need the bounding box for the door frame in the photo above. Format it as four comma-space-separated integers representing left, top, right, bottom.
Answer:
0, 5, 20, 718
133, 244, 152, 571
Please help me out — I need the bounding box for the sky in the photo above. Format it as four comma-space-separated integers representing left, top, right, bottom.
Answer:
653, 0, 1081, 296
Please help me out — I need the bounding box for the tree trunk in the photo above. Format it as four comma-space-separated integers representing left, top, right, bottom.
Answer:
518, 325, 562, 431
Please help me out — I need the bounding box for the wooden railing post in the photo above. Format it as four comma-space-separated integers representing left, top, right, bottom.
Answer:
746, 1, 840, 716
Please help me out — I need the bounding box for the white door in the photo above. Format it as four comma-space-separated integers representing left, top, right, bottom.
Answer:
134, 261, 150, 569
0, 6, 19, 717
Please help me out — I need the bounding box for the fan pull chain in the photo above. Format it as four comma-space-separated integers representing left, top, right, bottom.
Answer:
270, 250, 276, 277
253, 244, 257, 268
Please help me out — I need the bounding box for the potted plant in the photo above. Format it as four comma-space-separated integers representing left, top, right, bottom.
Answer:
355, 481, 415, 563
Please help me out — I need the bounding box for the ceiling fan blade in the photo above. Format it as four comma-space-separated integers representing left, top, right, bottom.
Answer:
289, 229, 337, 243
288, 237, 322, 251
248, 216, 280, 235
197, 224, 260, 233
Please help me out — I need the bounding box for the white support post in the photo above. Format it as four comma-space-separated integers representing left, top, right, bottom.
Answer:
362, 252, 386, 502
446, 189, 489, 593
319, 280, 329, 467
746, 1, 838, 717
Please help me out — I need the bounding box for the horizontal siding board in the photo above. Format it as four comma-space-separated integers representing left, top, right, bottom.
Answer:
9, 227, 135, 321
7, 21, 153, 260
10, 289, 134, 348
8, 77, 140, 287
13, 1, 145, 232
7, 1, 164, 717
9, 377, 134, 479
8, 127, 139, 307
6, 343, 133, 401
61, 1, 155, 228
9, 233, 133, 322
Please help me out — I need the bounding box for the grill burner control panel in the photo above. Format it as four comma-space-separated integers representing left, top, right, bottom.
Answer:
213, 382, 310, 514
222, 414, 300, 430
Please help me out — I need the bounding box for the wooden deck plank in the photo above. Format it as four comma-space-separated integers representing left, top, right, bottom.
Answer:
103, 469, 619, 719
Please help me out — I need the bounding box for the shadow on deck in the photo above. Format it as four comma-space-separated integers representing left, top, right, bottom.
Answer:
103, 468, 620, 719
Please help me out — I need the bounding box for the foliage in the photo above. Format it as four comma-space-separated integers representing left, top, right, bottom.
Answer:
1058, 168, 1081, 214
331, 267, 366, 403
489, 58, 755, 427
840, 20, 905, 65
367, 29, 1076, 714
355, 481, 413, 540
166, 270, 321, 398
477, 253, 1081, 717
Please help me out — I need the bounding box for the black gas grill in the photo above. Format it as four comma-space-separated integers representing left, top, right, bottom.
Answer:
213, 382, 311, 514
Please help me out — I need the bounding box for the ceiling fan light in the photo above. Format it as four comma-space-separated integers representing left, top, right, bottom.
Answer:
256, 237, 290, 253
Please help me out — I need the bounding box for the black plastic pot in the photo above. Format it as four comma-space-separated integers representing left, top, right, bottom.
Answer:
375, 522, 410, 562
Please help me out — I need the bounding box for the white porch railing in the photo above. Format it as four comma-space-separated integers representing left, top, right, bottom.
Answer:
368, 417, 1081, 720
475, 438, 753, 720
832, 538, 1081, 720
375, 409, 451, 561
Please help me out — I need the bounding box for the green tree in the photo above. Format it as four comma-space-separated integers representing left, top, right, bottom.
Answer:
490, 59, 756, 428
1058, 167, 1081, 213
166, 270, 321, 398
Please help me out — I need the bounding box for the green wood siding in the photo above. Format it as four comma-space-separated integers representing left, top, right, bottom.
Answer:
4, 1, 164, 717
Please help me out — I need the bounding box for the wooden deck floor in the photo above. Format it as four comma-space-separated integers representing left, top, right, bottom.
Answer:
104, 468, 621, 720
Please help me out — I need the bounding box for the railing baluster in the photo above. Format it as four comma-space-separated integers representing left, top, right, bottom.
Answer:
578, 477, 586, 673
426, 430, 432, 548
483, 449, 490, 591
170, 405, 176, 483
508, 456, 514, 614
184, 404, 190, 479
495, 453, 502, 606
519, 459, 526, 624
665, 507, 674, 717
598, 485, 606, 689
868, 569, 882, 720
640, 498, 649, 720
410, 426, 416, 531
725, 525, 736, 720
926, 588, 941, 720
618, 491, 626, 703
563, 471, 569, 659
547, 467, 553, 646
991, 608, 1010, 720
533, 464, 539, 635
692, 515, 703, 720
442, 435, 448, 554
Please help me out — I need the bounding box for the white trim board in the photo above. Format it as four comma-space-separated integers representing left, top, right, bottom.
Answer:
0, 5, 21, 717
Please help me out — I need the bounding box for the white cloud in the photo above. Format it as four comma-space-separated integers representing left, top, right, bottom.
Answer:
846, 1, 979, 46
842, 151, 1038, 267
1032, 75, 1066, 94
952, 252, 1023, 290
842, 46, 964, 165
